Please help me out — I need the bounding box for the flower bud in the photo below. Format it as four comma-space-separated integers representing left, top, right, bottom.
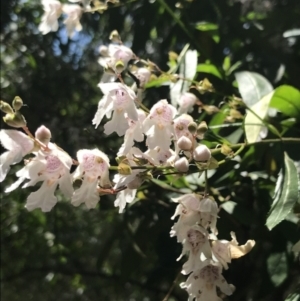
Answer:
0, 100, 14, 114
193, 144, 211, 161
12, 96, 23, 111
115, 60, 125, 73
118, 162, 132, 175
174, 157, 189, 172
35, 125, 51, 144
177, 136, 192, 151
3, 112, 26, 128
188, 121, 198, 135
109, 30, 121, 43
196, 121, 208, 139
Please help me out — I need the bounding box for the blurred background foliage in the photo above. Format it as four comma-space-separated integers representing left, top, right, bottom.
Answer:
1, 0, 300, 300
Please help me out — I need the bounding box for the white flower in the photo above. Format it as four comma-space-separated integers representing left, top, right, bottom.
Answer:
177, 92, 198, 114
170, 193, 201, 243
178, 225, 212, 275
144, 147, 177, 166
5, 143, 73, 212
173, 114, 194, 152
0, 130, 34, 182
39, 0, 62, 35
113, 147, 145, 213
132, 68, 151, 88
108, 44, 134, 66
180, 260, 235, 301
92, 83, 138, 136
62, 4, 82, 38
211, 232, 255, 269
72, 149, 110, 209
199, 197, 219, 235
117, 109, 146, 156
143, 99, 177, 151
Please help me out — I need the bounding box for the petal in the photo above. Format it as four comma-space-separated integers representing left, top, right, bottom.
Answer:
71, 178, 99, 209
59, 173, 74, 198
25, 180, 58, 212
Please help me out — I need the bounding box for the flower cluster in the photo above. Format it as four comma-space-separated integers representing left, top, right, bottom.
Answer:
171, 194, 255, 300
0, 30, 257, 299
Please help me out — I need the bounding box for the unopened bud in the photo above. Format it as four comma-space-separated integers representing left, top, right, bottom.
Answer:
177, 136, 192, 151
3, 112, 27, 128
12, 96, 23, 111
0, 100, 14, 114
229, 109, 243, 120
168, 51, 178, 61
118, 162, 132, 175
174, 157, 189, 172
193, 144, 211, 161
188, 121, 198, 135
35, 125, 51, 144
196, 121, 208, 139
202, 105, 219, 115
115, 60, 125, 73
109, 30, 121, 43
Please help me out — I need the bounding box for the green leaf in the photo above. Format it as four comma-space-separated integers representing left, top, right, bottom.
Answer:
267, 252, 288, 286
269, 85, 300, 119
266, 152, 299, 230
235, 71, 273, 107
195, 22, 218, 31
244, 91, 274, 143
284, 292, 300, 301
145, 76, 171, 88
197, 63, 223, 79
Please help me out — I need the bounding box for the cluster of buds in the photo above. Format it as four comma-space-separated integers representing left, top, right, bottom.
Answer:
171, 193, 255, 300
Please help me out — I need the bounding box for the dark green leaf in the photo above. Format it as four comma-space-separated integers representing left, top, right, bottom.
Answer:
269, 85, 300, 119
266, 152, 299, 230
197, 63, 223, 79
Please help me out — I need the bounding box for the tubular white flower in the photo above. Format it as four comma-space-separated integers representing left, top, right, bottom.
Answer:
144, 147, 177, 166
170, 193, 201, 243
180, 260, 235, 301
211, 232, 256, 269
117, 109, 146, 156
199, 197, 219, 235
108, 44, 134, 66
72, 149, 110, 209
132, 68, 151, 88
5, 143, 73, 212
62, 4, 82, 38
93, 83, 138, 135
143, 99, 177, 151
179, 225, 212, 275
177, 92, 198, 114
39, 0, 62, 35
0, 130, 34, 182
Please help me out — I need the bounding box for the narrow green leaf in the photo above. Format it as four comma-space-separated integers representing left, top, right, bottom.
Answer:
266, 152, 299, 230
269, 85, 300, 119
195, 22, 218, 31
244, 91, 274, 143
197, 63, 223, 79
235, 71, 273, 106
